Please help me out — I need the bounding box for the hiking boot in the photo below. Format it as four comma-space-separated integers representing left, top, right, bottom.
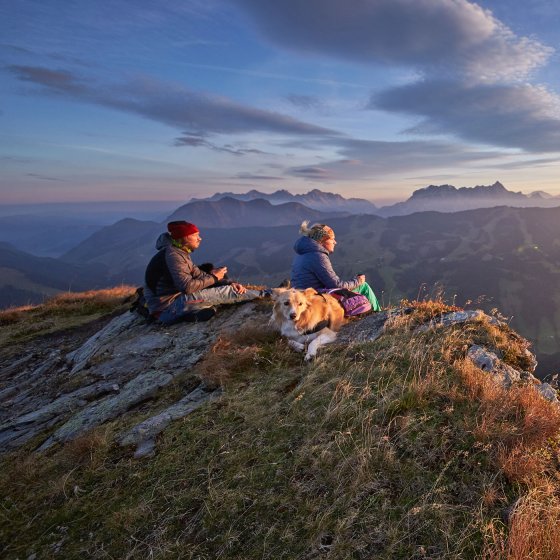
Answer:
184, 307, 216, 322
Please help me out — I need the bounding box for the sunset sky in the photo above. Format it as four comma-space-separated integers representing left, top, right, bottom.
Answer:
1, 0, 560, 205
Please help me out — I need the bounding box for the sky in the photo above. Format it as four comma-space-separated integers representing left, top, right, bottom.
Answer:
1, 0, 560, 205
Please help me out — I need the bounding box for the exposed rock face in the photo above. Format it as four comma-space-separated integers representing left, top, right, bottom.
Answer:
466, 344, 557, 402
0, 303, 263, 453
119, 385, 222, 459
467, 345, 524, 387
1, 304, 557, 456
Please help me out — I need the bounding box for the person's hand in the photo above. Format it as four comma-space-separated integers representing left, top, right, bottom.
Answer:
212, 266, 227, 281
356, 274, 366, 285
231, 282, 246, 294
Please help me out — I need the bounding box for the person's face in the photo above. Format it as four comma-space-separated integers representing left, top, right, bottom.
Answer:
321, 234, 336, 253
182, 231, 202, 251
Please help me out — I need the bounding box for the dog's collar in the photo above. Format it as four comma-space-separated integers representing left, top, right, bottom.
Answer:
301, 319, 330, 336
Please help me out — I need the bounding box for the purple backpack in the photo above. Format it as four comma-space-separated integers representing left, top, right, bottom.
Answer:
319, 288, 371, 317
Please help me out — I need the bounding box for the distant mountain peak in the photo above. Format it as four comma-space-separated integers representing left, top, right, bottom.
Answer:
378, 181, 560, 217
412, 181, 513, 200
189, 188, 377, 214
411, 184, 457, 199
529, 190, 554, 199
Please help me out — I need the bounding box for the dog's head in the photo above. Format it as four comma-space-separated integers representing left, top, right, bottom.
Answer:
272, 288, 315, 322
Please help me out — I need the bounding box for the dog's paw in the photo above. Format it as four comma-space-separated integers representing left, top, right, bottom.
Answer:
304, 352, 316, 362
288, 340, 305, 352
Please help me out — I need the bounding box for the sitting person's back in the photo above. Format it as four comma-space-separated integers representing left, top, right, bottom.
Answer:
291, 221, 381, 311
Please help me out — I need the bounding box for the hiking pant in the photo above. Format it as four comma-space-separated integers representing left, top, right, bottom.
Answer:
354, 282, 381, 312
158, 285, 262, 325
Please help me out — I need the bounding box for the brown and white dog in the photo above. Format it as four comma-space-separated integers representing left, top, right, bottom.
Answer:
270, 288, 345, 360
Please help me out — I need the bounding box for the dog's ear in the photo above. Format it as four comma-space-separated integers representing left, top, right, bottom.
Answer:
303, 287, 317, 298
270, 287, 288, 300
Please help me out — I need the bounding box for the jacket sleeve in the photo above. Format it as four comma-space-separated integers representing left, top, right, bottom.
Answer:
311, 253, 359, 290
166, 249, 216, 294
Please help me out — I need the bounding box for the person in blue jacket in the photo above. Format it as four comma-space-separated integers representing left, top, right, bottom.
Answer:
291, 221, 380, 311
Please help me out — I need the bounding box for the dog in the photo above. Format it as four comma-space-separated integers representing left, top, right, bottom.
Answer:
270, 288, 345, 360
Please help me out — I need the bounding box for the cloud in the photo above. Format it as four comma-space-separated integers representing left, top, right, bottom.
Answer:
233, 173, 282, 180
26, 173, 66, 181
10, 65, 88, 94
174, 133, 269, 155
286, 138, 505, 180
288, 166, 333, 179
371, 80, 560, 152
234, 0, 560, 156
8, 65, 339, 138
480, 156, 560, 170
0, 43, 34, 55
284, 94, 323, 110
235, 0, 552, 81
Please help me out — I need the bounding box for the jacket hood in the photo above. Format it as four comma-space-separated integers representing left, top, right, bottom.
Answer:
293, 235, 327, 256
156, 232, 172, 251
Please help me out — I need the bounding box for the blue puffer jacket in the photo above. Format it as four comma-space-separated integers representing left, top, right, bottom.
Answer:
290, 236, 359, 291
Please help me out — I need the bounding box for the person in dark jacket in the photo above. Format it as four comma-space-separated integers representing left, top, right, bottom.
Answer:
144, 221, 263, 324
291, 221, 380, 310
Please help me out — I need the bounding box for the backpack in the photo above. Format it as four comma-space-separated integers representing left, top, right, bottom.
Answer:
319, 288, 371, 317
130, 287, 154, 323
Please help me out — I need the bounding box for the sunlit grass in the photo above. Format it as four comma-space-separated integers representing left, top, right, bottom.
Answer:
1, 299, 559, 558
0, 286, 136, 348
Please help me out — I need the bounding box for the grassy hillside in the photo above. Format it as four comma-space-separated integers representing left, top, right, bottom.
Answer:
2, 296, 560, 559
0, 286, 136, 360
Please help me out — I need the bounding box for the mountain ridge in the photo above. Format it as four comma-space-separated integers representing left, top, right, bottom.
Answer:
166, 196, 347, 227
190, 187, 378, 214
378, 181, 560, 216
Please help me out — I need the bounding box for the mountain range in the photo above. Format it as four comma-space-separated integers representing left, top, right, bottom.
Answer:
190, 188, 379, 214
3, 183, 560, 259
190, 182, 560, 219
377, 181, 560, 216
0, 241, 108, 308
167, 197, 346, 227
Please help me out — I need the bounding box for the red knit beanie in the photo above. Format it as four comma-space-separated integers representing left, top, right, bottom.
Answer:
167, 221, 199, 239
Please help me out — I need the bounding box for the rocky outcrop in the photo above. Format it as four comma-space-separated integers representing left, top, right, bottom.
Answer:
119, 385, 222, 459
1, 304, 557, 457
0, 303, 263, 453
467, 344, 557, 402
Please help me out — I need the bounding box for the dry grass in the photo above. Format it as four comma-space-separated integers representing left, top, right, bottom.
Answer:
197, 323, 287, 387
454, 339, 560, 558
458, 359, 560, 451
0, 286, 136, 348
2, 301, 560, 559
484, 482, 560, 560
399, 297, 461, 324
0, 286, 135, 321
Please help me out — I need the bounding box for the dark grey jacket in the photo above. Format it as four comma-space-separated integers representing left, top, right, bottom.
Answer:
144, 233, 216, 314
290, 236, 359, 291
